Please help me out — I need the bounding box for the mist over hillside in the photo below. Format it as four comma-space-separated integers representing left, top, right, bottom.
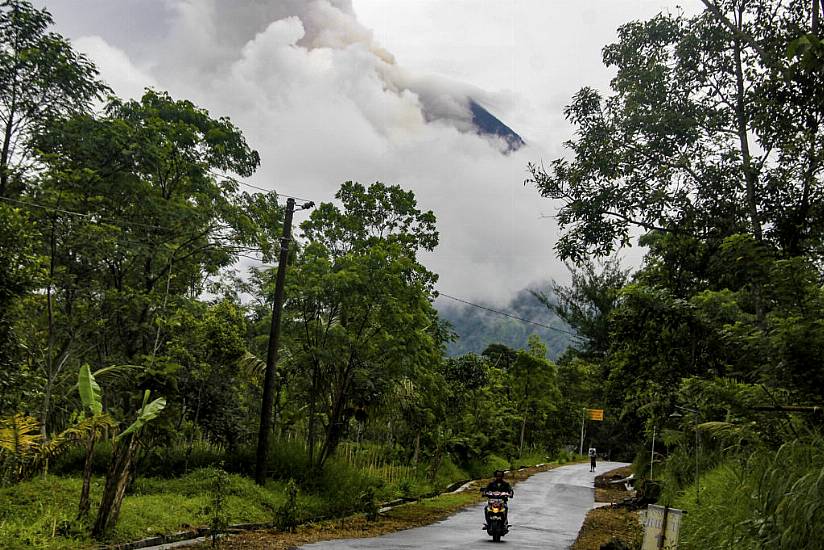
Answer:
435, 286, 573, 360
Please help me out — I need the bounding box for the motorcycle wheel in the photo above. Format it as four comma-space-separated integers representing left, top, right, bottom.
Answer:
493, 534, 501, 542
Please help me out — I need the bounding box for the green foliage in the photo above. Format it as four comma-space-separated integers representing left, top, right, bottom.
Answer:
539, 258, 628, 360
77, 365, 102, 416
0, 205, 41, 412
206, 465, 229, 547
284, 181, 443, 468
527, 2, 824, 262
465, 453, 510, 480
275, 478, 299, 532
0, 0, 109, 197
115, 391, 166, 442
674, 436, 824, 550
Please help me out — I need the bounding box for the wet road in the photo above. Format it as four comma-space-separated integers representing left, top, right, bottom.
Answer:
300, 461, 628, 549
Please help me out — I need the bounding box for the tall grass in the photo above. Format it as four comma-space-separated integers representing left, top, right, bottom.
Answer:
673, 435, 824, 549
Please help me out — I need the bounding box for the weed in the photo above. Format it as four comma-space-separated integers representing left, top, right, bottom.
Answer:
206, 465, 230, 547
275, 479, 299, 533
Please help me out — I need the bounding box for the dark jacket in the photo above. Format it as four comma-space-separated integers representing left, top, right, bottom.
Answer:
484, 479, 513, 496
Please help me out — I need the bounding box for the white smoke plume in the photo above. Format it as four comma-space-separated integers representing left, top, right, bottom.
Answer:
39, 0, 685, 304
151, 0, 520, 152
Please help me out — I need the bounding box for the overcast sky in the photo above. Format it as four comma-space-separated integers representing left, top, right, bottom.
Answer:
39, 0, 699, 305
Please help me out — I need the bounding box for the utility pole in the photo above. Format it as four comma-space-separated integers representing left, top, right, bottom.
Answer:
255, 198, 312, 485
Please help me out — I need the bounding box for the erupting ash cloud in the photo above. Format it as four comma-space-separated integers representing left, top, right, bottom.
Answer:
160, 0, 525, 153
44, 0, 569, 303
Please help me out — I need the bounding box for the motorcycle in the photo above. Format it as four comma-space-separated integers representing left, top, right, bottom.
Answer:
481, 490, 511, 542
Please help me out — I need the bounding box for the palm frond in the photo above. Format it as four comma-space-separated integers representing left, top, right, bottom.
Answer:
0, 414, 43, 457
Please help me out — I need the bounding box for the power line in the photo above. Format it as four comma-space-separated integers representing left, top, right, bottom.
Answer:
0, 195, 267, 255
207, 171, 315, 204
0, 195, 174, 232
436, 291, 579, 337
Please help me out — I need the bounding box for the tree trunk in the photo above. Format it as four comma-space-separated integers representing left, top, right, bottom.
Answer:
412, 432, 420, 465
78, 430, 97, 518
0, 92, 15, 197
733, 28, 761, 242
92, 433, 138, 538
184, 382, 204, 474
519, 415, 527, 458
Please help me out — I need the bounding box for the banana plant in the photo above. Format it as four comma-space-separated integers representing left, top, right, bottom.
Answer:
92, 387, 166, 537
76, 364, 116, 518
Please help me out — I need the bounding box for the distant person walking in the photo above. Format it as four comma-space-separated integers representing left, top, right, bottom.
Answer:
588, 447, 597, 472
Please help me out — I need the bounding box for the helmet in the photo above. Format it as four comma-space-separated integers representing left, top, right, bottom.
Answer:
494, 469, 505, 477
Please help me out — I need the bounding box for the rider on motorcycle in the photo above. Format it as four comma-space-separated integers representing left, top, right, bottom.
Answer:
482, 470, 513, 537
484, 470, 513, 497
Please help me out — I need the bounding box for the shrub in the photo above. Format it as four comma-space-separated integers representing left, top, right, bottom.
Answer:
465, 453, 510, 479
274, 479, 299, 532
674, 436, 824, 550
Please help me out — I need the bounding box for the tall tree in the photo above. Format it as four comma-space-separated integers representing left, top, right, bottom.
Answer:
286, 182, 441, 469
20, 90, 261, 434
526, 1, 824, 264
0, 0, 107, 197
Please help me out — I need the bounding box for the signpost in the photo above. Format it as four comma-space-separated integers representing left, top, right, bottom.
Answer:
579, 408, 604, 455
587, 408, 604, 421
642, 504, 684, 549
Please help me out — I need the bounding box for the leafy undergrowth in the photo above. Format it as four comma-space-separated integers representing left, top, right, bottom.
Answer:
0, 471, 299, 549
194, 491, 484, 549
670, 437, 824, 550
0, 459, 569, 549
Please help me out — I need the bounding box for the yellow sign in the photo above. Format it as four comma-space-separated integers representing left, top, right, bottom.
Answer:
586, 408, 604, 421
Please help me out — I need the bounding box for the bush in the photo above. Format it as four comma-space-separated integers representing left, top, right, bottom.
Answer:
465, 453, 510, 479
274, 479, 299, 532
51, 440, 113, 477
555, 449, 575, 464
425, 456, 469, 491
673, 437, 824, 549
313, 459, 383, 516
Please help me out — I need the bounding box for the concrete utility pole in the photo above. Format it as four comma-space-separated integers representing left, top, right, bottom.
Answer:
255, 197, 312, 485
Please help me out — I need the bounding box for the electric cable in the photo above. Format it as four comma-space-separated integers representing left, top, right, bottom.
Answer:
436, 291, 579, 337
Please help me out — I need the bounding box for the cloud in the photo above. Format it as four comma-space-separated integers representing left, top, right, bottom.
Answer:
72, 36, 158, 100
43, 0, 691, 304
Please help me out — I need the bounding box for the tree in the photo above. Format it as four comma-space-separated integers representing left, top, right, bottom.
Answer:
0, 204, 40, 413
92, 389, 166, 538
20, 89, 261, 434
526, 1, 824, 264
75, 364, 116, 518
509, 335, 559, 456
0, 0, 108, 197
165, 301, 251, 455
536, 258, 629, 360
286, 182, 441, 469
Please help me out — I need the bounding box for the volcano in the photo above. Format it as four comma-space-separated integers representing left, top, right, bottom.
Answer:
469, 100, 525, 153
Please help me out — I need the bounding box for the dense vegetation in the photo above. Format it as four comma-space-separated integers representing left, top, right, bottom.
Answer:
527, 0, 824, 547
0, 1, 581, 547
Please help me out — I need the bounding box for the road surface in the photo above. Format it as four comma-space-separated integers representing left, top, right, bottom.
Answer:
300, 461, 628, 549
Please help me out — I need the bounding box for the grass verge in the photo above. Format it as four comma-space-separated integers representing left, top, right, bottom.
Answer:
571, 466, 643, 550
191, 462, 570, 549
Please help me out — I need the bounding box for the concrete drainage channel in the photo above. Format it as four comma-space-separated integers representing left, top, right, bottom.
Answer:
113, 466, 549, 550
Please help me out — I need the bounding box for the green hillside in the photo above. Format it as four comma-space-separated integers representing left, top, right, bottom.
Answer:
436, 287, 573, 359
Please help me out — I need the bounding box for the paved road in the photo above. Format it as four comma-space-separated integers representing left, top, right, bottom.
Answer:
300, 461, 628, 549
